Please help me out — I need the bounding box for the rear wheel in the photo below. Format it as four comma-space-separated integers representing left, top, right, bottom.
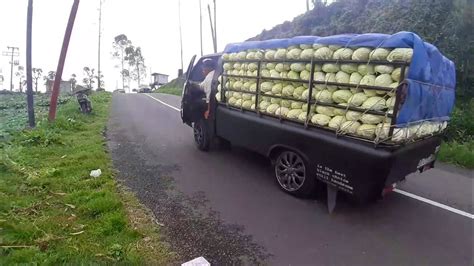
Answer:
193, 119, 210, 151
274, 150, 316, 197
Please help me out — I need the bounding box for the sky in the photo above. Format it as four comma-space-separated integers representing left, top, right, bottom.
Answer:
0, 0, 307, 92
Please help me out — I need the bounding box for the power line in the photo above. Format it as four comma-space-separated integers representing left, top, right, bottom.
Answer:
2, 46, 20, 91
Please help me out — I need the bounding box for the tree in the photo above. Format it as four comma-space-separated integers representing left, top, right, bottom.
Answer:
94, 72, 105, 90
32, 68, 43, 92
126, 46, 146, 88
44, 71, 55, 81
112, 34, 132, 91
83, 67, 96, 89
15, 65, 25, 92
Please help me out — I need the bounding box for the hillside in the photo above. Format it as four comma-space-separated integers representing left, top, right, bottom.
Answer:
249, 0, 473, 98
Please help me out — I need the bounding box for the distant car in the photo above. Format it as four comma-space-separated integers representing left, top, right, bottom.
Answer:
114, 89, 126, 93
138, 87, 151, 93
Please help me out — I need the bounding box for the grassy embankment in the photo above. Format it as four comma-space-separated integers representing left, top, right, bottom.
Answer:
0, 92, 174, 264
153, 77, 184, 96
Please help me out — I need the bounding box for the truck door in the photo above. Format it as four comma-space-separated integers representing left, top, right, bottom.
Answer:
180, 55, 197, 125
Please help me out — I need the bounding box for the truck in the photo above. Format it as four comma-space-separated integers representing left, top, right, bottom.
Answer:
180, 32, 455, 212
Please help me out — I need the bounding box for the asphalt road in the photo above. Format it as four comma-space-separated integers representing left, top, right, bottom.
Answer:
107, 93, 473, 265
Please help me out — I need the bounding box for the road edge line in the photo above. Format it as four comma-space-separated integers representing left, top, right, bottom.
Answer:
144, 93, 180, 112
394, 188, 473, 219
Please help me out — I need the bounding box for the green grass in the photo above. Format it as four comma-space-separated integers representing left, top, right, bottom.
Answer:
0, 92, 173, 264
438, 140, 474, 169
153, 77, 185, 96
155, 87, 183, 96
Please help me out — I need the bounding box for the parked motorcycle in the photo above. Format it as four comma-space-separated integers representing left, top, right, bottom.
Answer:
74, 87, 92, 114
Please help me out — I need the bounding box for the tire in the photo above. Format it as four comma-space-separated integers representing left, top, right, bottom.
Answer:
193, 119, 210, 151
274, 150, 317, 198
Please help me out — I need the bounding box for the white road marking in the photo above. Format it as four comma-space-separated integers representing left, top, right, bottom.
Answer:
144, 93, 180, 112
394, 188, 473, 219
143, 93, 474, 220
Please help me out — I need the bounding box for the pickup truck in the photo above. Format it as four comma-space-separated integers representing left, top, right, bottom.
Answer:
180, 33, 454, 211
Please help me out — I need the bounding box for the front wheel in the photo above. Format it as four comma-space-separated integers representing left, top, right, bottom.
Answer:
193, 119, 210, 151
274, 150, 317, 198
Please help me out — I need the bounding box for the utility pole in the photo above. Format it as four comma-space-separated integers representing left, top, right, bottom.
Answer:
2, 46, 20, 91
97, 0, 102, 90
26, 0, 35, 127
199, 0, 203, 56
207, 4, 216, 53
213, 0, 217, 52
178, 0, 184, 73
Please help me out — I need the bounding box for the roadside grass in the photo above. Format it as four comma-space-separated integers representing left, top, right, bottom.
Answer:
438, 140, 474, 169
0, 92, 173, 264
155, 87, 182, 96
153, 77, 184, 96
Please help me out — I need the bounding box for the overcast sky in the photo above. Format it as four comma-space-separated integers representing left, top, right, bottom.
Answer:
0, 0, 307, 92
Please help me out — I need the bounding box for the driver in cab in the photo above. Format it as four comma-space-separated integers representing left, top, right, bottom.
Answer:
189, 58, 216, 119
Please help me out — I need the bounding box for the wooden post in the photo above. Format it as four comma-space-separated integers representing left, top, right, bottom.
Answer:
26, 0, 35, 127
49, 0, 80, 121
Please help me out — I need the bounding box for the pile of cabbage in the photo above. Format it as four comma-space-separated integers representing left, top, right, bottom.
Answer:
216, 45, 446, 143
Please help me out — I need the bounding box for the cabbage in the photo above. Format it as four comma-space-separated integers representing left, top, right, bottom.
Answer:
254, 51, 264, 60
290, 63, 305, 72
228, 97, 237, 105
302, 103, 314, 112
360, 114, 384, 125
340, 121, 361, 134
369, 48, 390, 60
288, 70, 300, 80
300, 48, 314, 59
271, 96, 281, 104
287, 109, 303, 119
215, 92, 221, 101
360, 74, 376, 96
235, 99, 242, 107
265, 50, 276, 60
375, 74, 393, 94
315, 90, 333, 103
259, 101, 271, 111
311, 114, 331, 126
242, 63, 249, 70
352, 47, 372, 60
249, 82, 257, 92
293, 86, 306, 99
251, 95, 256, 102
233, 81, 243, 90
253, 70, 258, 77
281, 100, 291, 108
387, 48, 413, 62
242, 100, 253, 109
313, 64, 322, 72
261, 96, 271, 102
261, 69, 271, 77
275, 107, 290, 116
341, 64, 358, 74
362, 96, 386, 110
313, 44, 325, 50
333, 48, 353, 60
291, 101, 303, 109
251, 104, 256, 110
300, 70, 311, 80
329, 45, 342, 51
229, 53, 238, 60
232, 69, 239, 76
325, 73, 338, 91
374, 65, 394, 74
392, 127, 414, 142
275, 49, 287, 59
248, 63, 258, 71
280, 71, 288, 79
282, 84, 295, 96
328, 116, 347, 129
386, 96, 396, 110
302, 89, 316, 100
349, 72, 362, 86
246, 52, 255, 60
335, 71, 350, 87
272, 83, 283, 94
260, 81, 274, 92
357, 124, 377, 138
297, 112, 309, 122
222, 53, 230, 60
332, 90, 352, 103
247, 70, 254, 76
233, 92, 242, 99
314, 47, 333, 59
238, 69, 245, 76
287, 48, 302, 59
243, 81, 251, 91
266, 103, 280, 114
316, 106, 336, 117
275, 63, 290, 72
334, 103, 348, 116
237, 51, 247, 60
264, 63, 274, 70
242, 93, 252, 100
391, 67, 408, 82
314, 72, 326, 90
270, 70, 280, 78
225, 91, 232, 98
346, 110, 362, 121
223, 63, 232, 70
322, 63, 340, 73
375, 123, 391, 139
300, 44, 312, 49
347, 92, 367, 106
358, 64, 375, 75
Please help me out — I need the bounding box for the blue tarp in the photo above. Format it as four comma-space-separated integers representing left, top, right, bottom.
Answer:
223, 32, 456, 125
